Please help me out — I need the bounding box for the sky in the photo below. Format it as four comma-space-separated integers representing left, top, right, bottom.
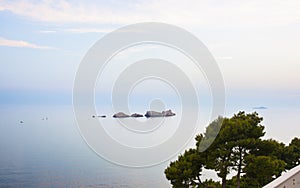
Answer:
0, 0, 300, 109
1, 2, 300, 184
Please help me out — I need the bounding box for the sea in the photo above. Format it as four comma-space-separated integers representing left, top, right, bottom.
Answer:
0, 104, 299, 187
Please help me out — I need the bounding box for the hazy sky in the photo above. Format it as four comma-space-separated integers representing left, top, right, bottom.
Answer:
0, 0, 299, 107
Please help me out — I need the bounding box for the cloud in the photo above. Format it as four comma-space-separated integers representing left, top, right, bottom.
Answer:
63, 28, 113, 33
0, 37, 56, 49
37, 28, 116, 34
1, 0, 300, 28
0, 0, 136, 24
37, 27, 154, 34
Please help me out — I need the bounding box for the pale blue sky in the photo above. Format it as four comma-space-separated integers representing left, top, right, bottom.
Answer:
0, 0, 299, 107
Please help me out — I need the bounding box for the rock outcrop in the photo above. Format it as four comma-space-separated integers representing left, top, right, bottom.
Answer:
145, 111, 163, 117
92, 115, 106, 118
162, 109, 176, 117
113, 112, 130, 118
131, 113, 143, 117
112, 110, 176, 118
145, 109, 176, 118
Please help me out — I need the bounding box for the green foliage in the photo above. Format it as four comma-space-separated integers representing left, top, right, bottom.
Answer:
251, 139, 285, 159
197, 116, 223, 152
164, 111, 299, 188
243, 155, 286, 187
284, 137, 300, 169
201, 179, 221, 188
165, 148, 206, 187
200, 118, 233, 186
202, 111, 265, 187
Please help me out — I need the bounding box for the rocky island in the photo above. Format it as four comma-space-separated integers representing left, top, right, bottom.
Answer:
131, 113, 143, 117
112, 110, 176, 118
112, 112, 130, 118
145, 109, 176, 118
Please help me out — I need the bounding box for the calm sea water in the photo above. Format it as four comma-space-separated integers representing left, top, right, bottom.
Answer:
0, 105, 171, 188
0, 104, 299, 187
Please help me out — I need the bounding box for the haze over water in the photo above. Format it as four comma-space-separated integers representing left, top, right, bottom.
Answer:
1, 0, 300, 187
0, 102, 299, 187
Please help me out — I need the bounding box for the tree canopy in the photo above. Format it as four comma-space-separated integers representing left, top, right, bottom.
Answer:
164, 111, 299, 188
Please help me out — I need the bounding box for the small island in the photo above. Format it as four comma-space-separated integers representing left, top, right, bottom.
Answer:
111, 109, 176, 118
112, 112, 130, 118
145, 109, 176, 118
